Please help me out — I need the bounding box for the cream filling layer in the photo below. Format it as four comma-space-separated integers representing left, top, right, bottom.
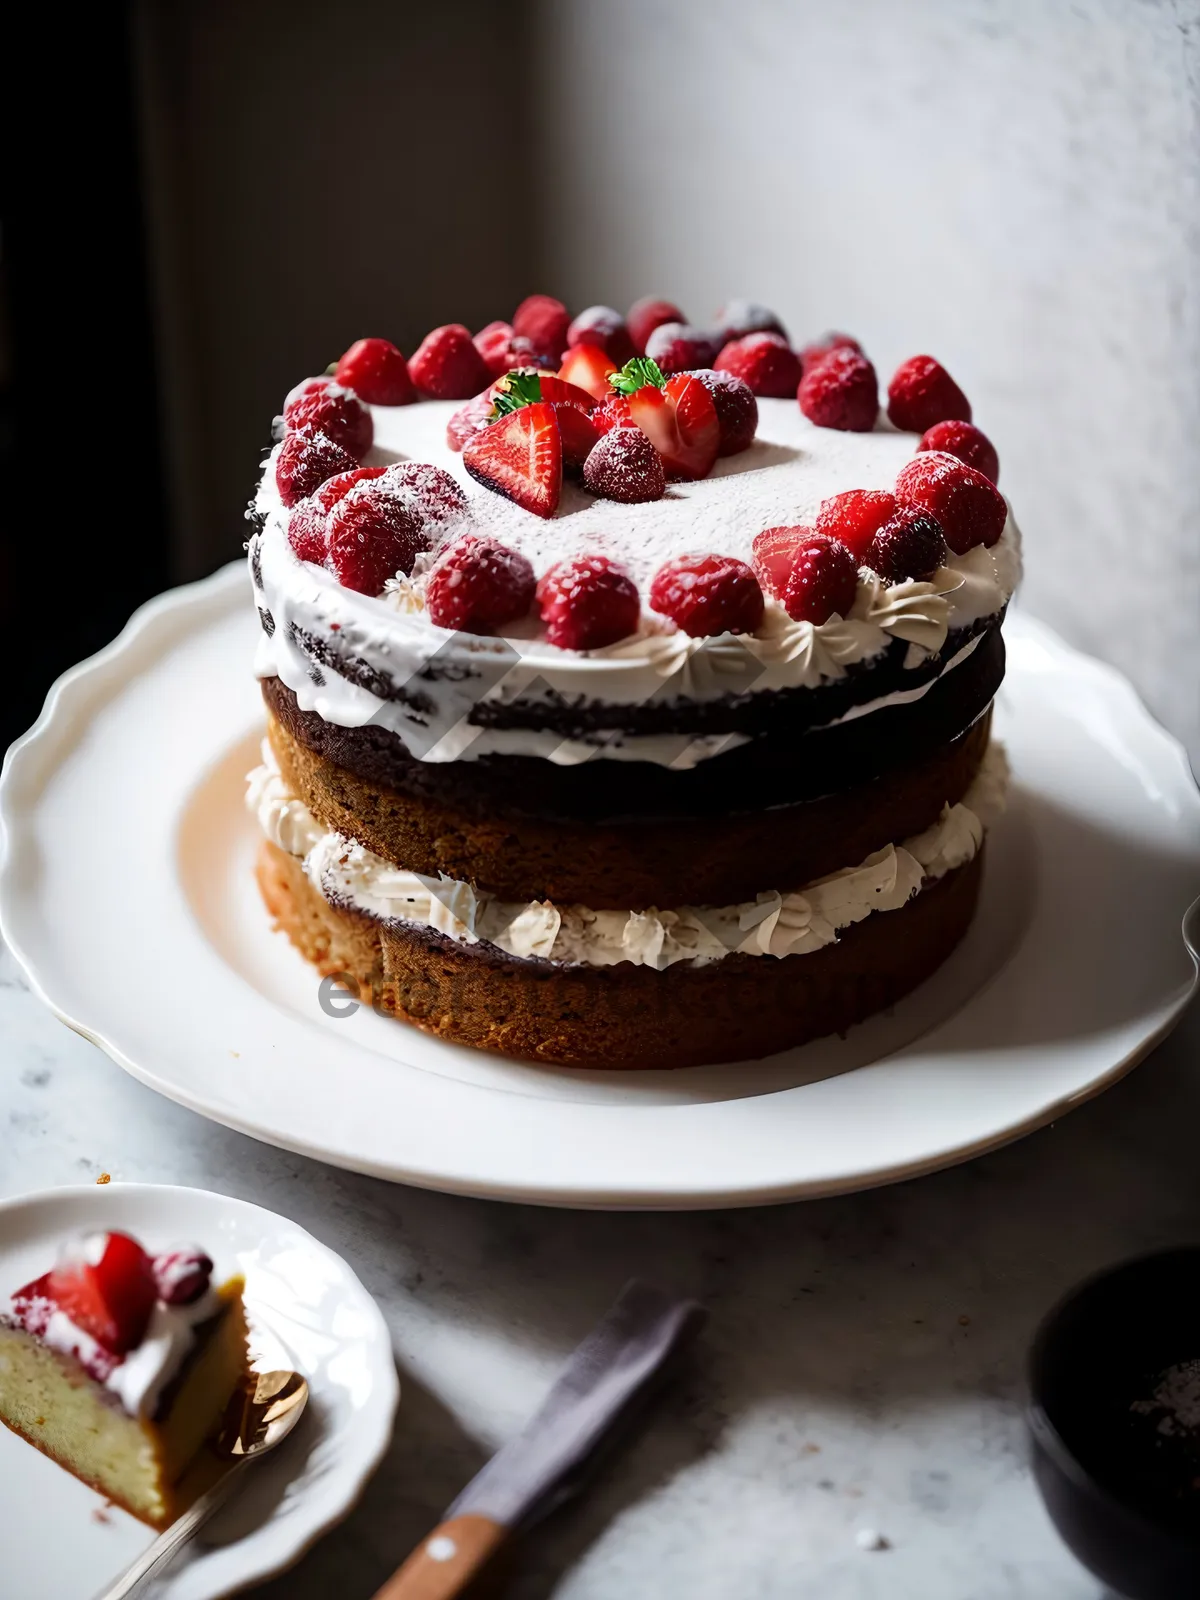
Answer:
249, 741, 1008, 971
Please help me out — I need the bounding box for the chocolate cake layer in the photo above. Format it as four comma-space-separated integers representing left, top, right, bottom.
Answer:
263, 622, 1003, 826
257, 840, 984, 1070
267, 708, 991, 909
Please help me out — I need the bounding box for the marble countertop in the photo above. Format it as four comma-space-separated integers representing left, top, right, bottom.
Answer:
2, 938, 1195, 1599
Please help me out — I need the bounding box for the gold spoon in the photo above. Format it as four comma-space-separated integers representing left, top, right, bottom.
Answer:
93, 1369, 310, 1600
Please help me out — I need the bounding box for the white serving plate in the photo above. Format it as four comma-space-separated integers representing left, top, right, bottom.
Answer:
0, 1183, 398, 1600
1, 562, 1197, 1208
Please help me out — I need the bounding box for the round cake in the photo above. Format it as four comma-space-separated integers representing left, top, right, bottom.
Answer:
246, 302, 1018, 1069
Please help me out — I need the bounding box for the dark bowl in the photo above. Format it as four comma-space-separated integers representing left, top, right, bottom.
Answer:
1027, 1247, 1200, 1600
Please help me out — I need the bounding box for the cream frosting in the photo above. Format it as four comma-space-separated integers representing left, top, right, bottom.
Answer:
248, 740, 1008, 971
250, 396, 1021, 769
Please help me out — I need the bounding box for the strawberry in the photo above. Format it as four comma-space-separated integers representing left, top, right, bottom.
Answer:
558, 343, 619, 402
554, 403, 601, 471
512, 294, 571, 361
463, 401, 562, 517
917, 419, 999, 485
287, 465, 387, 562
782, 535, 860, 623
627, 296, 685, 355
538, 555, 640, 649
408, 323, 491, 399
650, 554, 764, 637
334, 338, 416, 405
624, 367, 719, 481
713, 299, 788, 342
797, 347, 879, 432
283, 378, 373, 459
590, 391, 634, 436
798, 331, 863, 374
714, 331, 801, 398
446, 392, 495, 451
382, 461, 469, 528
814, 489, 897, 562
473, 321, 550, 379
487, 370, 598, 471
582, 427, 666, 503
426, 534, 536, 633
895, 452, 1006, 552
887, 355, 972, 432
327, 478, 428, 593
644, 323, 720, 374
45, 1232, 158, 1355
751, 525, 813, 601
689, 369, 758, 455
565, 305, 635, 365
275, 430, 358, 508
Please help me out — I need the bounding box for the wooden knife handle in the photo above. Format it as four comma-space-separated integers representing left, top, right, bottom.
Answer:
370, 1514, 509, 1600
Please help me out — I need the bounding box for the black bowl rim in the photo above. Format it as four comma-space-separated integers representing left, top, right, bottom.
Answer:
1026, 1244, 1200, 1552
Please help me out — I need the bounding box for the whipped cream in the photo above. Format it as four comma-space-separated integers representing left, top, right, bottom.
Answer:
249, 740, 1008, 971
250, 396, 1021, 769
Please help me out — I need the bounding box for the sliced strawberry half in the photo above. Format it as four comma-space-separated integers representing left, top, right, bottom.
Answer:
558, 344, 618, 402
44, 1232, 158, 1355
463, 401, 562, 518
554, 403, 601, 471
627, 373, 719, 481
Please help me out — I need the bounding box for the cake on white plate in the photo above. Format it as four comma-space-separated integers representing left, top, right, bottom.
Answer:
0, 1230, 248, 1525
246, 293, 1018, 1068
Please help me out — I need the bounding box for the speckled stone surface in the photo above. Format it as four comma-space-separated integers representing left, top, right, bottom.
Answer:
1, 937, 1195, 1597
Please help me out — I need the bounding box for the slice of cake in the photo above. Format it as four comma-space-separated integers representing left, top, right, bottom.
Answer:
0, 1230, 249, 1525
246, 300, 1018, 1068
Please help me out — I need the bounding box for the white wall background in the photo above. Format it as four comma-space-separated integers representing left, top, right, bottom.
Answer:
539, 0, 1200, 765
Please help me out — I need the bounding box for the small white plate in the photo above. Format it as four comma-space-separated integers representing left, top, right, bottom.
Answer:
0, 1183, 398, 1600
1, 563, 1198, 1207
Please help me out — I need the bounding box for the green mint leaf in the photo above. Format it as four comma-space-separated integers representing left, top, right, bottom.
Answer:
490, 369, 545, 416
609, 356, 666, 396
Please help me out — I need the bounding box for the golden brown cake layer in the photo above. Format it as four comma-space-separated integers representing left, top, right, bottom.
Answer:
257, 839, 984, 1070
266, 707, 991, 911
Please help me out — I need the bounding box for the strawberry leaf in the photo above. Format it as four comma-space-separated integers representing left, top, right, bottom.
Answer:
490, 370, 545, 416
609, 356, 666, 396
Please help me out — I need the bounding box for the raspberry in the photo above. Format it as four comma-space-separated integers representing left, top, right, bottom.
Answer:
512, 294, 571, 361
895, 452, 1006, 552
867, 505, 948, 582
565, 305, 635, 366
152, 1248, 213, 1307
380, 461, 468, 528
537, 555, 640, 650
814, 490, 897, 562
797, 347, 879, 432
798, 331, 863, 374
327, 479, 427, 593
409, 323, 491, 399
781, 534, 860, 624
649, 554, 764, 638
713, 299, 787, 342
714, 331, 801, 398
917, 419, 999, 485
627, 296, 684, 355
446, 392, 495, 451
582, 427, 666, 503
643, 322, 719, 374
283, 378, 373, 459
426, 534, 536, 634
334, 338, 416, 405
751, 525, 812, 601
887, 355, 971, 432
688, 369, 758, 455
275, 429, 358, 508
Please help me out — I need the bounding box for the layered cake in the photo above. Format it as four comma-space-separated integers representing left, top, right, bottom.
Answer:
247, 295, 1018, 1068
0, 1230, 248, 1524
